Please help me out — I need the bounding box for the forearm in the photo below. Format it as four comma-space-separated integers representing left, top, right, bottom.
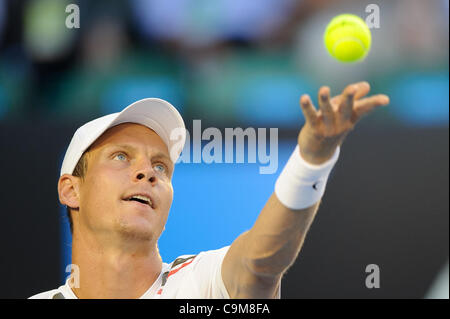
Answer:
238, 141, 338, 279
222, 193, 320, 298
243, 193, 320, 278
223, 144, 336, 297
223, 144, 337, 298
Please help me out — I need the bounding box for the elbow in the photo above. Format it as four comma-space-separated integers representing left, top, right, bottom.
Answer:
242, 235, 302, 281
242, 252, 287, 283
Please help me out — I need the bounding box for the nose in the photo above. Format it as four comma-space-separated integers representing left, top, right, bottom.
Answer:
134, 165, 157, 185
136, 172, 156, 184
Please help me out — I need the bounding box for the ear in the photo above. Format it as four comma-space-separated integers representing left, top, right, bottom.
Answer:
58, 174, 81, 209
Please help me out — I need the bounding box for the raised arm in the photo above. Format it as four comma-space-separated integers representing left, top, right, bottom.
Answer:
222, 81, 390, 298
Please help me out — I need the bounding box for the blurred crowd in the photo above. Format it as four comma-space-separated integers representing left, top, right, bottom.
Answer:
0, 0, 448, 127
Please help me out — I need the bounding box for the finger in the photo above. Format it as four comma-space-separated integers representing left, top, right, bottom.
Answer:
330, 95, 341, 108
354, 81, 371, 100
299, 94, 318, 126
328, 82, 369, 112
318, 86, 335, 127
328, 82, 369, 109
338, 84, 358, 121
353, 94, 390, 121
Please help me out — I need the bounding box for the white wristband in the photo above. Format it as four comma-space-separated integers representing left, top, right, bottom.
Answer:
275, 145, 340, 210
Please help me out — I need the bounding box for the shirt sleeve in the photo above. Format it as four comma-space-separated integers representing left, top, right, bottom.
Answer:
194, 246, 282, 299
195, 246, 282, 299
190, 246, 231, 299
162, 245, 281, 299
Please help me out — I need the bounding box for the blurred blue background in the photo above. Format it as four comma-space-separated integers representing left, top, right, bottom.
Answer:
0, 0, 448, 298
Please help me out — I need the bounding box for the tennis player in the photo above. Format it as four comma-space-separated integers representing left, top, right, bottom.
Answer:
30, 81, 389, 298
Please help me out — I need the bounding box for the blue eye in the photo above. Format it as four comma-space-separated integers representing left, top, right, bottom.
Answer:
154, 164, 166, 173
114, 153, 127, 161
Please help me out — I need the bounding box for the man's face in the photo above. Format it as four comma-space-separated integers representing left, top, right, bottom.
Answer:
76, 123, 174, 243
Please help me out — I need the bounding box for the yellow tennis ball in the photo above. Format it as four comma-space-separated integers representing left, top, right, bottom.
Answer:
324, 14, 372, 63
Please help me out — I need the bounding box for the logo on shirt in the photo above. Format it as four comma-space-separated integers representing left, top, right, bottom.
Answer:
312, 181, 320, 190
158, 255, 197, 295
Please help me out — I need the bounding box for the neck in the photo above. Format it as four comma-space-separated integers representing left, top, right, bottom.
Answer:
70, 228, 162, 299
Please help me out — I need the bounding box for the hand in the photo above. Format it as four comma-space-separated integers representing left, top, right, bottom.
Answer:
298, 81, 390, 165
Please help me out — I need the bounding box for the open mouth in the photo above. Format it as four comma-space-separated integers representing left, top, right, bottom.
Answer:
124, 195, 154, 209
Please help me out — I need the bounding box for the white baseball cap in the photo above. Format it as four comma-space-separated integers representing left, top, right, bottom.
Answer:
60, 98, 186, 176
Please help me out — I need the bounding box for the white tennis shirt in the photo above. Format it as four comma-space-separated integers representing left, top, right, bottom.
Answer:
29, 246, 231, 299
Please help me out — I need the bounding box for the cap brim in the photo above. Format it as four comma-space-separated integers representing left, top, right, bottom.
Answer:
109, 98, 186, 158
